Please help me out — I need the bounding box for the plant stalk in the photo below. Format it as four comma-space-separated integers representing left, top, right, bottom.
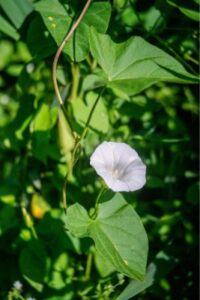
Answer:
52, 0, 92, 135
52, 0, 92, 213
84, 251, 93, 281
62, 87, 105, 213
91, 186, 107, 219
69, 63, 80, 101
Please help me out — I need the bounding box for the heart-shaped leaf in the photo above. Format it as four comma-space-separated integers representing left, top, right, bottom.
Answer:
65, 193, 148, 280
35, 0, 111, 61
89, 28, 198, 98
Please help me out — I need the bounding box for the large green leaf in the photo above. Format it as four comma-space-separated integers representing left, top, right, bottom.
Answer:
65, 193, 148, 280
35, 0, 111, 61
94, 248, 115, 277
26, 15, 56, 59
89, 28, 198, 98
0, 16, 19, 40
0, 0, 33, 29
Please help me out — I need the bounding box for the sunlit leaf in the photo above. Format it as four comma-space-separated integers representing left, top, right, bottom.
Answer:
66, 193, 148, 280
35, 0, 111, 61
0, 0, 33, 29
0, 16, 19, 40
94, 248, 115, 277
89, 28, 198, 98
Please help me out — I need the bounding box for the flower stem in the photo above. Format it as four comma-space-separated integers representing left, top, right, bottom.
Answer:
71, 86, 106, 159
81, 86, 106, 141
62, 87, 106, 213
91, 186, 107, 219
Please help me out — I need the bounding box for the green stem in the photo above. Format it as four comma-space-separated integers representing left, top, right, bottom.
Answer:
60, 103, 74, 135
70, 86, 106, 171
91, 186, 107, 219
62, 135, 79, 214
62, 87, 106, 213
69, 63, 80, 101
21, 207, 38, 239
30, 226, 38, 240
184, 54, 199, 66
84, 251, 93, 281
86, 54, 97, 72
8, 290, 26, 300
81, 86, 106, 141
62, 168, 69, 214
96, 186, 106, 205
145, 14, 163, 37
17, 294, 25, 300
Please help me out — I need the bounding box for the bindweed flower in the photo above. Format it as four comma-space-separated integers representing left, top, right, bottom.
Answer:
13, 281, 23, 291
27, 297, 36, 300
90, 141, 146, 192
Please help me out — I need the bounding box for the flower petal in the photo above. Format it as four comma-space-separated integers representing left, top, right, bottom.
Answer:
90, 141, 146, 192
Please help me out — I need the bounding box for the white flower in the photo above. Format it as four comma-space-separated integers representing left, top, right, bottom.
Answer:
27, 297, 36, 300
13, 281, 23, 290
90, 142, 146, 192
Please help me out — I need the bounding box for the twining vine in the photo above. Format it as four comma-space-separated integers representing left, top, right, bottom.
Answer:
52, 0, 106, 213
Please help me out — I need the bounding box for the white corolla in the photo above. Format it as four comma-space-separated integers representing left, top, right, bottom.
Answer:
90, 141, 146, 192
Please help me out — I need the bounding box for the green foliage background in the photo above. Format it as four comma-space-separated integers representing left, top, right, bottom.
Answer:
0, 0, 198, 299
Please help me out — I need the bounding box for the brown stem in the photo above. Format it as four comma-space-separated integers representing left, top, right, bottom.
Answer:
51, 0, 93, 213
52, 0, 93, 134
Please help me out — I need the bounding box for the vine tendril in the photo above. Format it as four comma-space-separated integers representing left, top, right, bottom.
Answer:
52, 0, 93, 136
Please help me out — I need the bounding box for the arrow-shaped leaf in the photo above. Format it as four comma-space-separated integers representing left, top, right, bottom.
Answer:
89, 28, 198, 98
66, 193, 148, 280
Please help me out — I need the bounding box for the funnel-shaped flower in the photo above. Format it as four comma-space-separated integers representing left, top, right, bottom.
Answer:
90, 142, 146, 192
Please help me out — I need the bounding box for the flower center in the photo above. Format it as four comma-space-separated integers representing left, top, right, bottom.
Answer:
112, 168, 122, 179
